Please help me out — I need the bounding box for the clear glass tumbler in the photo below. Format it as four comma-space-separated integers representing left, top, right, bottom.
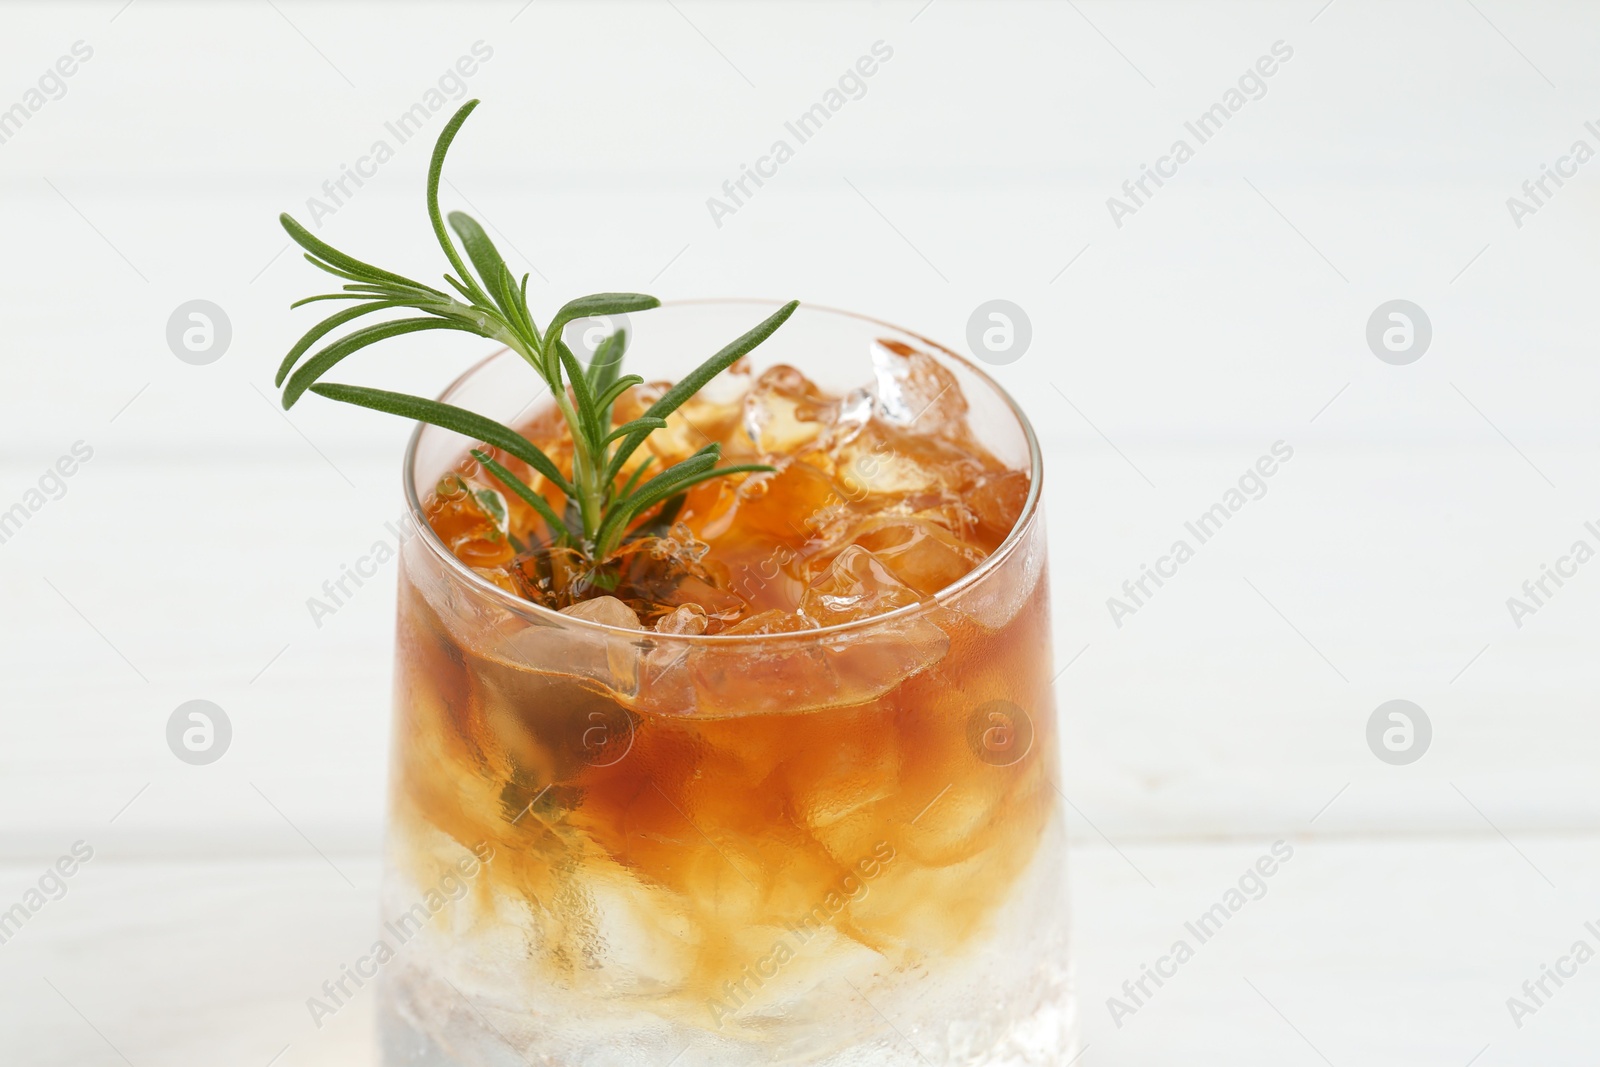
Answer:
377, 301, 1072, 1065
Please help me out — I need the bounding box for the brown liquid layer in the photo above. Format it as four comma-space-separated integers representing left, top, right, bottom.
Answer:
391, 568, 1056, 1018
391, 344, 1055, 1021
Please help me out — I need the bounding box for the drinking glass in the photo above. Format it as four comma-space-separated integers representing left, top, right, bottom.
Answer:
378, 301, 1072, 1065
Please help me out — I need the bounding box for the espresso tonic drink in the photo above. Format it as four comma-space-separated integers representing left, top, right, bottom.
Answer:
379, 303, 1070, 1066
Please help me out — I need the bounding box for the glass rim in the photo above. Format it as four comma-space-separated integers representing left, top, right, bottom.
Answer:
401, 298, 1044, 644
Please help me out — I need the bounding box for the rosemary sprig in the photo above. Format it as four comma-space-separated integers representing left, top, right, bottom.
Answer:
274, 98, 797, 563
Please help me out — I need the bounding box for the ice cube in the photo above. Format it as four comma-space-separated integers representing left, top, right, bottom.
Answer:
575, 868, 694, 993
611, 380, 710, 465
720, 608, 819, 636
795, 547, 952, 705
823, 613, 950, 710
654, 393, 742, 464
624, 569, 747, 632
833, 517, 986, 597
967, 469, 1031, 547
429, 474, 516, 568
717, 459, 851, 545
472, 639, 643, 784
470, 565, 521, 596
831, 424, 944, 499
949, 519, 1045, 633
869, 338, 967, 435
559, 595, 645, 630
742, 365, 831, 454
897, 778, 1024, 869
650, 522, 710, 567
686, 611, 842, 716
783, 706, 901, 866
799, 546, 922, 626
472, 596, 649, 713
822, 386, 874, 450
911, 501, 981, 543
655, 603, 708, 635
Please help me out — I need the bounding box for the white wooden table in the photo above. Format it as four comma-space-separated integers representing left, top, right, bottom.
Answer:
3, 0, 1598, 1062
9, 835, 1600, 1065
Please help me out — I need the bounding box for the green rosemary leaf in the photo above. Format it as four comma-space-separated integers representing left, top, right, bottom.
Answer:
603, 416, 667, 444
340, 280, 421, 294
546, 294, 660, 352
301, 256, 369, 284
606, 451, 719, 526
671, 441, 720, 467
586, 329, 627, 395
597, 457, 771, 558
621, 460, 716, 515
666, 463, 771, 500
581, 568, 618, 592
603, 433, 647, 487
647, 301, 798, 421
497, 263, 536, 342
620, 492, 686, 546
427, 101, 491, 309
283, 318, 474, 407
280, 213, 444, 296
443, 275, 478, 303
552, 337, 603, 448
625, 463, 771, 525
471, 449, 573, 544
698, 462, 772, 478
615, 454, 654, 501
607, 301, 798, 481
309, 383, 576, 497
275, 298, 409, 387
595, 373, 645, 416
290, 293, 387, 308
447, 211, 515, 314
475, 486, 508, 531
605, 412, 714, 489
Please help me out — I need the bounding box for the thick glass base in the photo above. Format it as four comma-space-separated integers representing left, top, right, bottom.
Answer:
376, 816, 1074, 1066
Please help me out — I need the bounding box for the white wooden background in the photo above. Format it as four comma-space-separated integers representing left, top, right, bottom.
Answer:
3, 1, 1599, 1063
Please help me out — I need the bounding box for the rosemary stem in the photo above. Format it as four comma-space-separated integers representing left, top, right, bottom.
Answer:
276, 101, 795, 570
543, 343, 600, 545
